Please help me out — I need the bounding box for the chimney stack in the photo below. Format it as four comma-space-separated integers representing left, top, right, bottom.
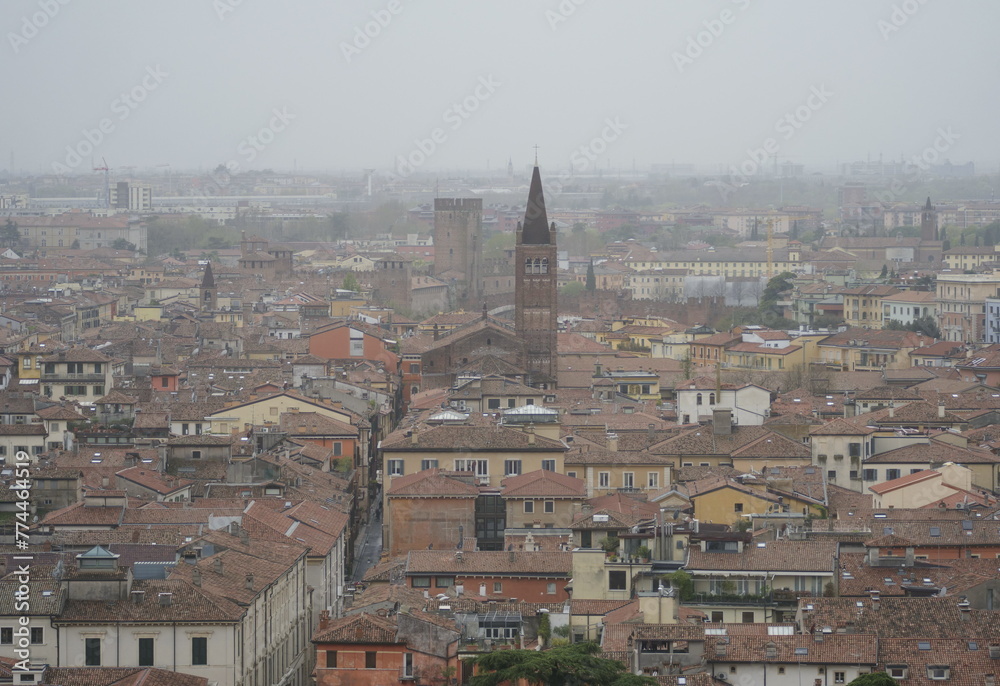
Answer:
245, 573, 254, 591
938, 404, 946, 419
214, 557, 223, 575
713, 408, 733, 435
606, 433, 618, 452
319, 610, 330, 631
192, 568, 202, 587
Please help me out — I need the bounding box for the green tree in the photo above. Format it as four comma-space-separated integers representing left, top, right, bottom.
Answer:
469, 642, 656, 686
680, 350, 693, 380
885, 315, 941, 339
112, 238, 136, 251
879, 264, 888, 279
761, 271, 795, 306
0, 219, 20, 248
561, 281, 586, 297
585, 260, 596, 291
342, 273, 361, 292
668, 570, 694, 601
538, 611, 551, 646
847, 673, 900, 686
329, 211, 351, 241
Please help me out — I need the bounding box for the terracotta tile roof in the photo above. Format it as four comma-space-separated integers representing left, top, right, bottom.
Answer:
242, 500, 339, 556
686, 540, 838, 573
864, 439, 1000, 464
587, 492, 660, 519
347, 581, 424, 610
809, 417, 876, 436
115, 467, 193, 495
798, 596, 1000, 639
312, 612, 400, 644
35, 404, 87, 421
501, 469, 587, 498
278, 411, 358, 437
55, 578, 243, 623
95, 390, 138, 405
361, 557, 407, 583
704, 633, 878, 664
557, 333, 613, 354
838, 553, 1000, 598
875, 638, 1000, 685
42, 667, 208, 686
169, 531, 306, 605
869, 469, 939, 494
651, 425, 774, 457
386, 469, 479, 497
863, 518, 1000, 547
569, 599, 634, 616
730, 431, 811, 459
405, 550, 572, 576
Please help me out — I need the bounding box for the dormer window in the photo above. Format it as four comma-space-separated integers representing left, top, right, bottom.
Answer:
927, 666, 950, 680
888, 666, 908, 680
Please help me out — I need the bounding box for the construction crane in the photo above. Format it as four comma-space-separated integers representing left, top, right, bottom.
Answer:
92, 157, 110, 209
766, 217, 775, 279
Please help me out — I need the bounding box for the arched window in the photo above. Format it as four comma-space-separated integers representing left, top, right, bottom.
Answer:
709, 393, 716, 405
696, 393, 703, 405
540, 258, 548, 274
525, 258, 533, 274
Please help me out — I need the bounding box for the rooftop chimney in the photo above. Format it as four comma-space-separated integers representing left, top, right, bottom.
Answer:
214, 557, 223, 575
245, 573, 254, 591
713, 408, 733, 435
888, 406, 894, 418
606, 433, 618, 452
938, 404, 946, 419
192, 568, 202, 587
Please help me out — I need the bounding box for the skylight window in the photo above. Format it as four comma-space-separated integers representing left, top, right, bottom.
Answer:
918, 642, 931, 650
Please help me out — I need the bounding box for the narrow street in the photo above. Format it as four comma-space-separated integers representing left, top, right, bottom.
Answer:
350, 496, 383, 583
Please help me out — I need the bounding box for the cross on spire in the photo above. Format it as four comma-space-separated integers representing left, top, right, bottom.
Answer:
533, 144, 539, 166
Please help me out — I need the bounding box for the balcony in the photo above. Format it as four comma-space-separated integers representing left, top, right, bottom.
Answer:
773, 589, 821, 603
688, 592, 772, 605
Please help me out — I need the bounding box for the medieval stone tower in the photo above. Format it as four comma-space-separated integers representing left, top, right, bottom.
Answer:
921, 197, 938, 242
200, 261, 217, 312
515, 165, 557, 388
433, 198, 483, 309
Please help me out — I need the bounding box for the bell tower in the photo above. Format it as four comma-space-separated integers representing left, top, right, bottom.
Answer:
921, 197, 938, 241
515, 164, 557, 388
201, 261, 217, 312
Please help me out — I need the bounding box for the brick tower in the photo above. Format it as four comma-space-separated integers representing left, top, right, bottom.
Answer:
200, 261, 217, 312
921, 197, 938, 242
433, 198, 483, 309
515, 165, 557, 388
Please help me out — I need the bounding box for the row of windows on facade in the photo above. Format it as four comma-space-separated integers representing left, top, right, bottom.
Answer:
410, 576, 558, 596
44, 386, 104, 397
325, 650, 417, 674
524, 258, 549, 274
0, 633, 211, 668
24, 360, 104, 373
387, 458, 556, 477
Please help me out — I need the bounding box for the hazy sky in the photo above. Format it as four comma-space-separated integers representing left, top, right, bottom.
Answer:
6, 0, 998, 177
